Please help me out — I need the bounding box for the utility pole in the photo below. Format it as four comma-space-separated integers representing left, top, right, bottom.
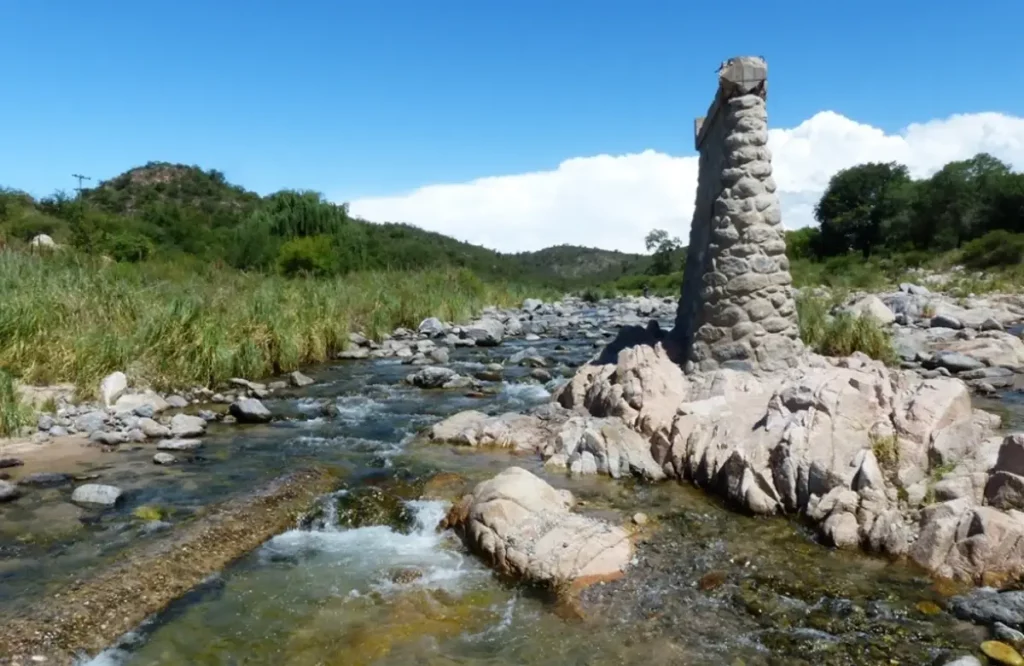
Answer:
72, 173, 91, 219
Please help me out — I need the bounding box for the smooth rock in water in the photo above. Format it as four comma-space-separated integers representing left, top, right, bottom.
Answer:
18, 472, 71, 487
230, 398, 272, 423
165, 394, 189, 409
441, 467, 632, 586
525, 333, 541, 342
99, 371, 128, 407
933, 351, 985, 373
74, 410, 107, 434
0, 480, 22, 502
981, 641, 1024, 666
428, 347, 450, 365
157, 438, 202, 451
0, 457, 24, 468
464, 318, 505, 347
951, 589, 1024, 628
417, 317, 446, 337
407, 366, 459, 389
89, 430, 128, 446
338, 347, 370, 360
530, 368, 553, 382
932, 314, 964, 330
268, 380, 288, 391
170, 413, 207, 437
138, 417, 171, 439
71, 483, 123, 507
289, 371, 314, 388
153, 452, 177, 465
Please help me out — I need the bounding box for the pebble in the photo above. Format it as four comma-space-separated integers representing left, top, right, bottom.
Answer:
981, 640, 1024, 666
153, 452, 177, 465
632, 512, 649, 526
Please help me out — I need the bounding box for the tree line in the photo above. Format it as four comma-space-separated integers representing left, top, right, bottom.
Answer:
789, 153, 1024, 268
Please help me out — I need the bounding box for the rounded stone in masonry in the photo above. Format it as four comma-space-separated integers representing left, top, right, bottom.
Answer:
732, 114, 766, 133
725, 273, 769, 296
762, 239, 787, 255
724, 130, 768, 150
709, 304, 749, 327
731, 208, 763, 228
717, 256, 751, 279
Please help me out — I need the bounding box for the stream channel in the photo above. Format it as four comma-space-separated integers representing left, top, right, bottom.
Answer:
1, 321, 1013, 665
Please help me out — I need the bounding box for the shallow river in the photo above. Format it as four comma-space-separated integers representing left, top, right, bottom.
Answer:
0, 328, 1010, 665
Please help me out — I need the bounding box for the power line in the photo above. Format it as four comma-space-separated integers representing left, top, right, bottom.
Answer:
72, 173, 91, 198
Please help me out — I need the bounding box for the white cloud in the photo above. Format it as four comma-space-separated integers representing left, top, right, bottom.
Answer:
347, 111, 1024, 254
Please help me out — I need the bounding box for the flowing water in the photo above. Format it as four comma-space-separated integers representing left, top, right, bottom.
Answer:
0, 328, 1013, 665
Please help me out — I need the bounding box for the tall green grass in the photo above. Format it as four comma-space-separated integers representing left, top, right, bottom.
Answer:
796, 295, 897, 364
0, 250, 541, 395
0, 369, 32, 436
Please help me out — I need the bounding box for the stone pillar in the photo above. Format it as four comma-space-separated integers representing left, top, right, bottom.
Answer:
673, 57, 803, 373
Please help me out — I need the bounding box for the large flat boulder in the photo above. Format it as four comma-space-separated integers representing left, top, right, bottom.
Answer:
441, 467, 633, 587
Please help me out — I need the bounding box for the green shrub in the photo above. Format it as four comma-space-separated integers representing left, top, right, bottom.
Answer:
276, 235, 337, 277
959, 230, 1024, 269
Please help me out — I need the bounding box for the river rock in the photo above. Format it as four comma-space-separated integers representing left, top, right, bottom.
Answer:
0, 480, 22, 502
114, 391, 170, 415
73, 410, 107, 434
138, 417, 171, 438
157, 438, 202, 451
407, 366, 458, 389
289, 371, 314, 388
338, 346, 370, 360
89, 430, 128, 446
544, 416, 666, 481
981, 641, 1024, 666
71, 484, 123, 507
230, 398, 272, 423
522, 298, 544, 312
931, 314, 964, 330
464, 318, 504, 347
37, 414, 54, 431
100, 371, 128, 407
441, 466, 633, 587
170, 413, 207, 437
153, 452, 177, 465
951, 589, 1024, 629
417, 317, 446, 337
846, 295, 895, 325
429, 410, 556, 451
165, 394, 189, 408
932, 351, 985, 373
18, 472, 72, 488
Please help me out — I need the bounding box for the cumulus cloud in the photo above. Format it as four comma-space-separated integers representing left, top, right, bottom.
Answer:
347, 111, 1024, 254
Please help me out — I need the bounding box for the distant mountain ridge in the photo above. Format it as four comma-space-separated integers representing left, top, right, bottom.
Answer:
78, 162, 648, 285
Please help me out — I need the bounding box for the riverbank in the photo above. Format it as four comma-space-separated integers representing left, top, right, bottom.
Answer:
0, 249, 544, 399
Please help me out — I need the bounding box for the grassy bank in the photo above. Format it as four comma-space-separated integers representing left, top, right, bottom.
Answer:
0, 250, 542, 396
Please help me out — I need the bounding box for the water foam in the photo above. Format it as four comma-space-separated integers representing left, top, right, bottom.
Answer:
260, 499, 479, 594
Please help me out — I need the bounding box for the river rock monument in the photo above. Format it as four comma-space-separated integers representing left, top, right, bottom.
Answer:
673, 56, 803, 373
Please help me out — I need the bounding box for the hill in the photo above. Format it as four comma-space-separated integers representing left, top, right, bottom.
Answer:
0, 163, 651, 287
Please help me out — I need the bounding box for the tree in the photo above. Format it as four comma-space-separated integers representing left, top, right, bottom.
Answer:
815, 162, 915, 257
911, 153, 1012, 249
644, 228, 682, 274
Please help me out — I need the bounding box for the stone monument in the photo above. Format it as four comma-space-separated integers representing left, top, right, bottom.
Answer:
672, 56, 803, 372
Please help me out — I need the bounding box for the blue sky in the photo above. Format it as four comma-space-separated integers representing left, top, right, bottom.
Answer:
3, 1, 1023, 251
